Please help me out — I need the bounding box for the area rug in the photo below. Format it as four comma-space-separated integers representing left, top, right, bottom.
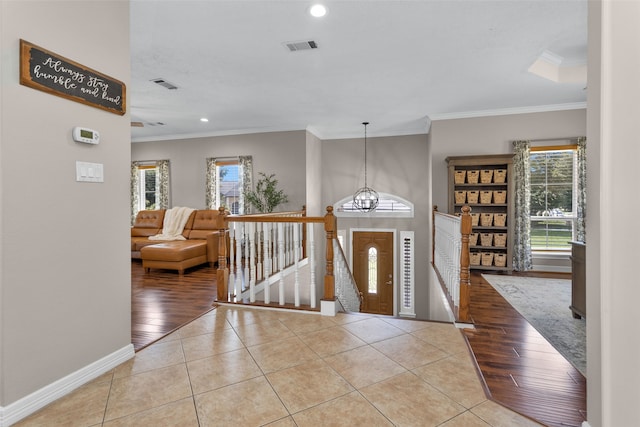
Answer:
482, 274, 586, 376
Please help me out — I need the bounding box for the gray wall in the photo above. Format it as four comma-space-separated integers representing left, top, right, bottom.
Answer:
430, 109, 587, 211
305, 130, 323, 216
1, 1, 131, 405
131, 131, 306, 211
430, 109, 587, 272
321, 134, 432, 319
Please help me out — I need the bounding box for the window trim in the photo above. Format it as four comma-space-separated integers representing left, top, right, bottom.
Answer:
529, 146, 578, 251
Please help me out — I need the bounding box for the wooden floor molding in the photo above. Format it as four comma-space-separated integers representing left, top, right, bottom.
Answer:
464, 271, 586, 427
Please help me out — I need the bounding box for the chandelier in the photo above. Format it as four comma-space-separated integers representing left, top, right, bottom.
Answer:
353, 122, 379, 212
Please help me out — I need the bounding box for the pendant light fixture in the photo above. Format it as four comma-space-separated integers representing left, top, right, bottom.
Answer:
353, 122, 379, 212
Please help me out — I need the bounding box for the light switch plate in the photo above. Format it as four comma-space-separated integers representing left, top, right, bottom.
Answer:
76, 161, 104, 182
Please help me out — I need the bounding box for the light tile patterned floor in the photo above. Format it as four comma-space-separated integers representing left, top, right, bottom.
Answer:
16, 306, 542, 426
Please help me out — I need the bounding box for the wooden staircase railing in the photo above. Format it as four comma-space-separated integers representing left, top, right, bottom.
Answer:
215, 206, 351, 314
432, 205, 472, 323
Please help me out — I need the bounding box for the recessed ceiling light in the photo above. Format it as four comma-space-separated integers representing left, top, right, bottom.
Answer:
200, 118, 209, 122
309, 4, 327, 18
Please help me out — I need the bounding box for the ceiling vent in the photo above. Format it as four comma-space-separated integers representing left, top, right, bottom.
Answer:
284, 40, 318, 52
130, 121, 165, 128
150, 78, 178, 90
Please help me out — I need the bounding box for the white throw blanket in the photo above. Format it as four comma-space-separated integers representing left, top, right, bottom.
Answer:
149, 207, 195, 241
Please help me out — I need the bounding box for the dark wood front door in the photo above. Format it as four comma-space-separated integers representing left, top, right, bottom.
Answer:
353, 231, 394, 315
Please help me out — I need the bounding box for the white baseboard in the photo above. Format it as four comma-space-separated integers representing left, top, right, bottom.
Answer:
0, 344, 134, 427
582, 421, 592, 427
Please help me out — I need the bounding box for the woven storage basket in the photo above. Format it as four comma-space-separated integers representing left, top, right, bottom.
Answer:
481, 252, 494, 266
480, 169, 494, 183
470, 213, 480, 226
480, 233, 493, 247
494, 253, 507, 267
493, 190, 507, 204
470, 252, 481, 266
494, 169, 507, 183
494, 233, 507, 247
454, 170, 466, 184
469, 233, 479, 246
455, 190, 466, 204
493, 213, 507, 227
480, 213, 494, 227
467, 170, 479, 184
466, 190, 479, 204
480, 191, 492, 204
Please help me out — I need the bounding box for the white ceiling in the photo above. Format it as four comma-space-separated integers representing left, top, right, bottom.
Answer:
130, 0, 587, 142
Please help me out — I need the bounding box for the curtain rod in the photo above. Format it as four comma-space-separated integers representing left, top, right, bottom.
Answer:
133, 160, 162, 166
529, 136, 584, 143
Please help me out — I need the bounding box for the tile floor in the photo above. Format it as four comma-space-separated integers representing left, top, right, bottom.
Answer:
16, 306, 542, 426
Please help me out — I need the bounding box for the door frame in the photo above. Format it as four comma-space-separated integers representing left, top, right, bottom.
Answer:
348, 228, 398, 316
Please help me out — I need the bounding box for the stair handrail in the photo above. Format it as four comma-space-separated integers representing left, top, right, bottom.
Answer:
333, 238, 363, 312
215, 206, 341, 310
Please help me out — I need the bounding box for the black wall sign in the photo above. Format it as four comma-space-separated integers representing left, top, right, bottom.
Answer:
20, 39, 126, 116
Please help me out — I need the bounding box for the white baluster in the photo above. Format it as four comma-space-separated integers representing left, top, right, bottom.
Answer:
309, 223, 316, 309
236, 222, 244, 298
263, 222, 271, 304
278, 222, 285, 305
294, 222, 300, 307
249, 222, 256, 303
257, 222, 263, 281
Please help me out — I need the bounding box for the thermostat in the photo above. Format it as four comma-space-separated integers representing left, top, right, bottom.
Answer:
72, 127, 100, 144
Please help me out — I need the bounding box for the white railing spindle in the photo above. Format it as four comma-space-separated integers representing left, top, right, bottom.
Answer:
308, 222, 316, 309
278, 222, 285, 305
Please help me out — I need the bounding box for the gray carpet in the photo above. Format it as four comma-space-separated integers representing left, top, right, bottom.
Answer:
482, 274, 586, 376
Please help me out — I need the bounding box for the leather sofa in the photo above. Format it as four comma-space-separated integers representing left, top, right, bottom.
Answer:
131, 209, 227, 274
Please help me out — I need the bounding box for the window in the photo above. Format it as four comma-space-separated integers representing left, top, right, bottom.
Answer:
130, 160, 170, 224
335, 193, 414, 218
217, 161, 241, 214
206, 156, 253, 214
530, 147, 577, 250
368, 247, 378, 293
138, 166, 158, 211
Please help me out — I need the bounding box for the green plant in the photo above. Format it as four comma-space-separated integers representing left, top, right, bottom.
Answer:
244, 172, 289, 213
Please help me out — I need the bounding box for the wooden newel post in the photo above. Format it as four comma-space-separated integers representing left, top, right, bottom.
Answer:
216, 206, 229, 302
458, 205, 472, 323
323, 206, 336, 301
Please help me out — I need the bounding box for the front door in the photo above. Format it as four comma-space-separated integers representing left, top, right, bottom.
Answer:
353, 231, 394, 315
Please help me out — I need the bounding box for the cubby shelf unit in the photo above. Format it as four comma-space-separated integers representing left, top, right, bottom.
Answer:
446, 154, 514, 272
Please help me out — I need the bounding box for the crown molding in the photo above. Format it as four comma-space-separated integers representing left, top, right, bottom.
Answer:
428, 102, 587, 121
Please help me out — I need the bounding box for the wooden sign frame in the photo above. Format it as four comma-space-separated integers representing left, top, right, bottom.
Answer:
19, 39, 126, 116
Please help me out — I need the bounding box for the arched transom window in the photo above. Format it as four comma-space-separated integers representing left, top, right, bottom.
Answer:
334, 192, 414, 218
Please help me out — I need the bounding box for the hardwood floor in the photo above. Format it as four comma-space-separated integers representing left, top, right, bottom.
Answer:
131, 260, 218, 351
130, 262, 587, 426
464, 271, 586, 427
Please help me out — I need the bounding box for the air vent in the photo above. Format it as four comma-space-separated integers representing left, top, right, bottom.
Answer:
150, 78, 178, 90
284, 40, 318, 52
130, 121, 165, 128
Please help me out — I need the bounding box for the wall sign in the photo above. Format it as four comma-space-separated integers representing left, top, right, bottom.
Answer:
19, 39, 126, 116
